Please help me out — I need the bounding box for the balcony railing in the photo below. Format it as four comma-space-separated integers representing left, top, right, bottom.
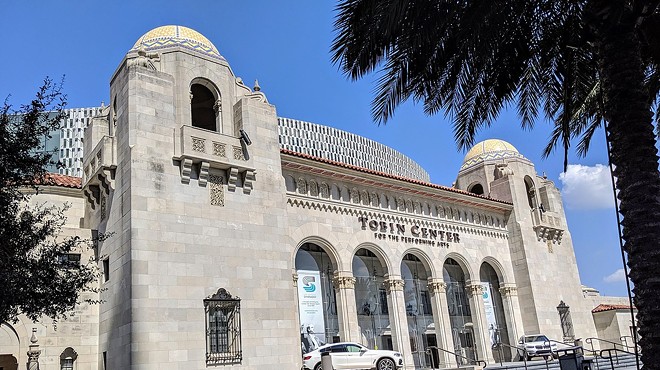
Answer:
173, 125, 255, 192
530, 207, 564, 243
82, 135, 116, 208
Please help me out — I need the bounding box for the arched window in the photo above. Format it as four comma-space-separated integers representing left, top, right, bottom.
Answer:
190, 83, 218, 132
60, 347, 77, 370
468, 183, 484, 195
524, 176, 537, 209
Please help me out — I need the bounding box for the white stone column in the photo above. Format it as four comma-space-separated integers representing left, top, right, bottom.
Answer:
466, 281, 494, 364
384, 277, 415, 370
333, 271, 361, 342
27, 328, 40, 370
428, 278, 457, 368
500, 283, 524, 359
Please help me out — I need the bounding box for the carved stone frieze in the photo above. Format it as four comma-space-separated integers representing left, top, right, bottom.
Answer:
320, 182, 329, 198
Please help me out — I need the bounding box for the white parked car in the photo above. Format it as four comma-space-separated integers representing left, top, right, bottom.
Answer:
302, 342, 404, 370
517, 334, 558, 360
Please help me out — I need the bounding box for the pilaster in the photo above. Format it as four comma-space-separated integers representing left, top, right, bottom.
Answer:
466, 281, 494, 363
332, 271, 361, 342
384, 277, 415, 370
500, 283, 524, 359
428, 278, 456, 367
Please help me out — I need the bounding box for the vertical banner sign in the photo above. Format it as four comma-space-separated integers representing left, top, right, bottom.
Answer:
481, 282, 498, 346
297, 270, 326, 353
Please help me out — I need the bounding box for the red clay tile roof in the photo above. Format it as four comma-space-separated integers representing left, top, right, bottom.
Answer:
280, 149, 512, 205
38, 173, 82, 189
592, 304, 635, 313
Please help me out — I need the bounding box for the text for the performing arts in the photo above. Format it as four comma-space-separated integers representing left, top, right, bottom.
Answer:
357, 217, 460, 248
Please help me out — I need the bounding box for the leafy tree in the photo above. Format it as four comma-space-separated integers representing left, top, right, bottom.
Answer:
332, 0, 660, 366
0, 78, 100, 324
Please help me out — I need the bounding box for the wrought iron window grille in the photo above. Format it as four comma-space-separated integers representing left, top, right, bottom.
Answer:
204, 288, 242, 366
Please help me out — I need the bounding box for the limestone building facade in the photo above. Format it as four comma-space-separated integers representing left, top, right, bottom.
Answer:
2, 25, 632, 370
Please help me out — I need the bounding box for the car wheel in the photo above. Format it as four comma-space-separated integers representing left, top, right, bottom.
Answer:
313, 363, 322, 370
377, 358, 396, 370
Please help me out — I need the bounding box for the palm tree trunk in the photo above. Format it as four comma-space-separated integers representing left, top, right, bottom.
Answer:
594, 3, 660, 368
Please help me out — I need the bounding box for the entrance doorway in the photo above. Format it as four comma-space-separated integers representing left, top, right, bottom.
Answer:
0, 355, 18, 370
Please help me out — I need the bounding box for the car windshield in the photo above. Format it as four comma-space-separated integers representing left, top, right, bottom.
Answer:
525, 335, 549, 343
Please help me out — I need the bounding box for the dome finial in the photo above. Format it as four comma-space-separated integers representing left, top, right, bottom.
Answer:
253, 79, 261, 92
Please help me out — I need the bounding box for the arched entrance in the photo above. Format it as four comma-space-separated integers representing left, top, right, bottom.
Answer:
0, 323, 19, 370
295, 243, 339, 354
0, 355, 18, 370
353, 248, 391, 350
480, 262, 511, 361
401, 254, 434, 368
443, 258, 477, 363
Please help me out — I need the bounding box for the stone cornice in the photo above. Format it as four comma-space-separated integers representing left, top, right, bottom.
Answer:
286, 196, 509, 240
281, 152, 512, 212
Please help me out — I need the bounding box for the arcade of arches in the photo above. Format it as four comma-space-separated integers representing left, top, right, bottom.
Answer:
295, 242, 517, 367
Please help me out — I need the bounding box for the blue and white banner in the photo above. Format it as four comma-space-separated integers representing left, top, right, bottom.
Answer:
297, 270, 326, 353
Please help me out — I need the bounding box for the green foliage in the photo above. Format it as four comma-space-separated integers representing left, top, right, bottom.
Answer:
331, 0, 660, 166
0, 78, 101, 323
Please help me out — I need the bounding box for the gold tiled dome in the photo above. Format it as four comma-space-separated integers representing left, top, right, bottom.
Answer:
461, 139, 524, 169
130, 25, 224, 60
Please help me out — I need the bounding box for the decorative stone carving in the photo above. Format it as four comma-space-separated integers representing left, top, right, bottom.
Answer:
206, 287, 239, 300
427, 280, 447, 295
180, 158, 193, 183
192, 137, 206, 153
227, 168, 239, 192
320, 182, 329, 198
351, 188, 360, 203
243, 170, 256, 194
212, 141, 226, 157
371, 192, 379, 207
437, 206, 446, 218
100, 194, 107, 220
396, 197, 405, 211
209, 174, 224, 206
198, 161, 210, 186
405, 199, 413, 212
361, 190, 369, 205
384, 278, 405, 292
27, 328, 40, 370
494, 163, 514, 179
467, 283, 484, 296
309, 180, 319, 196
499, 284, 518, 297
296, 177, 307, 194
332, 276, 357, 290
213, 98, 222, 116
292, 272, 298, 287
233, 145, 245, 160
127, 47, 159, 70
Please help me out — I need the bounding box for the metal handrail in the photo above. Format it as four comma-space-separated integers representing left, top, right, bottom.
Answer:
425, 346, 487, 368
619, 335, 640, 352
585, 337, 636, 354
600, 347, 639, 370
493, 341, 529, 370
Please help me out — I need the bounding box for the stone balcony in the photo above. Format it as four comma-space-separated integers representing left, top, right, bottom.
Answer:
173, 125, 256, 193
530, 208, 564, 243
82, 135, 116, 208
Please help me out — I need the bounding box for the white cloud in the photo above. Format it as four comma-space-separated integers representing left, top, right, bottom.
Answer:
559, 164, 615, 210
603, 268, 626, 283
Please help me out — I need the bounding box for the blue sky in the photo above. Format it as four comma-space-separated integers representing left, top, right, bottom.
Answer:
1, 1, 630, 296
